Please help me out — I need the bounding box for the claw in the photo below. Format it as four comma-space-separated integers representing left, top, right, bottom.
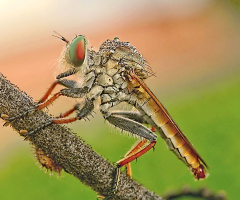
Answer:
1, 114, 9, 119
20, 129, 28, 135
20, 130, 32, 141
3, 122, 10, 127
152, 146, 155, 152
24, 137, 30, 141
20, 130, 30, 140
97, 195, 105, 200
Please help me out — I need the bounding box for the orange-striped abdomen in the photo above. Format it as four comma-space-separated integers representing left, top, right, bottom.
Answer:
140, 97, 207, 179
129, 72, 208, 179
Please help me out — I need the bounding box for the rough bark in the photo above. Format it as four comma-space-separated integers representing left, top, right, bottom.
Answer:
0, 73, 162, 200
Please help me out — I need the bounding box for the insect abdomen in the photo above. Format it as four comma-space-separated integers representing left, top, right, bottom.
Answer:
124, 71, 208, 179
139, 96, 207, 179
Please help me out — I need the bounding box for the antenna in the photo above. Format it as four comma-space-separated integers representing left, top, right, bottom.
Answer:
52, 31, 69, 43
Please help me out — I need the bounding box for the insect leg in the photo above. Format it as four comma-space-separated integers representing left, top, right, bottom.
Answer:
104, 112, 156, 197
105, 113, 157, 141
56, 68, 78, 79
110, 110, 157, 132
107, 110, 156, 176
1, 79, 86, 123
108, 111, 147, 124
57, 103, 80, 118
20, 99, 95, 136
108, 138, 155, 196
38, 80, 59, 103
123, 139, 148, 177
37, 81, 89, 111
37, 86, 89, 111
38, 78, 88, 110
20, 85, 103, 136
105, 113, 157, 167
39, 79, 80, 103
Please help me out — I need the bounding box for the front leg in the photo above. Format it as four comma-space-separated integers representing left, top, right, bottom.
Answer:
20, 98, 95, 137
1, 79, 90, 123
16, 86, 103, 136
20, 85, 103, 136
37, 87, 89, 110
39, 79, 84, 103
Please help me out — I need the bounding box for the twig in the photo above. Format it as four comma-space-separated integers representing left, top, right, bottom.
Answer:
0, 73, 162, 200
164, 187, 226, 200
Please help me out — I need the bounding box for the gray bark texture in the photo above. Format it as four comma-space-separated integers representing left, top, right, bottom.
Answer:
0, 73, 162, 200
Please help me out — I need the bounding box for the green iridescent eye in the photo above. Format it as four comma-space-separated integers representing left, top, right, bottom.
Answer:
69, 35, 86, 67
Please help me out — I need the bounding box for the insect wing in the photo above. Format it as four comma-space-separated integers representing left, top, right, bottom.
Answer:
129, 71, 207, 168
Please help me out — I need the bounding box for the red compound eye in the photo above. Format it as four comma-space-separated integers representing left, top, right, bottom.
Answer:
69, 35, 86, 67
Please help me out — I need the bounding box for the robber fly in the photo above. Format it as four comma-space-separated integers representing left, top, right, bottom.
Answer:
2, 33, 208, 182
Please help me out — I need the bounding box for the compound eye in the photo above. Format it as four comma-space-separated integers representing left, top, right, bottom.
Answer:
69, 35, 86, 67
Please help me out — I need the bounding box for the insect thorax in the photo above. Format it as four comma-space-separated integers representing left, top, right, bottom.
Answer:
83, 39, 150, 113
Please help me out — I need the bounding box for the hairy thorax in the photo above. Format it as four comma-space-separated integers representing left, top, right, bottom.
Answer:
85, 38, 151, 114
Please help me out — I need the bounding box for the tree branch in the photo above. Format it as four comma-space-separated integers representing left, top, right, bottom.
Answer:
164, 187, 226, 200
0, 73, 162, 200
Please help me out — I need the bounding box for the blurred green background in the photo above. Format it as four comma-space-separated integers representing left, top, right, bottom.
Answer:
1, 1, 240, 199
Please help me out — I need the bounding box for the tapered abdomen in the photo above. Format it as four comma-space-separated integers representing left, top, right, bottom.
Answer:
129, 72, 207, 179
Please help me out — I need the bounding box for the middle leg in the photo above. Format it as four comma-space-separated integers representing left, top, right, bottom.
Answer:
122, 138, 148, 176
105, 111, 157, 170
105, 110, 157, 175
104, 111, 157, 197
